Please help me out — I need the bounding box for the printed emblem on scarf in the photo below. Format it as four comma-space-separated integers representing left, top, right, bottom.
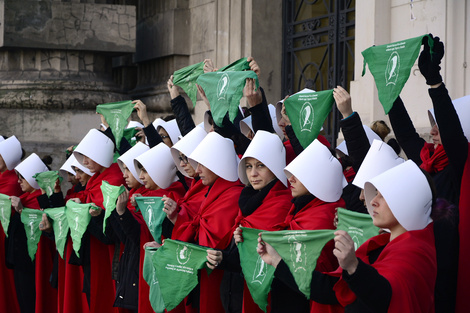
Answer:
288, 235, 307, 272
299, 101, 314, 132
385, 51, 400, 86
217, 73, 230, 100
176, 244, 192, 265
251, 255, 268, 284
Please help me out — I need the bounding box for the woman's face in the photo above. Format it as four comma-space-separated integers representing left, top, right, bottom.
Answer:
195, 163, 218, 186
67, 172, 79, 185
244, 157, 276, 190
123, 165, 141, 189
370, 189, 399, 230
73, 167, 91, 186
158, 127, 173, 148
139, 167, 159, 190
430, 124, 442, 147
17, 174, 35, 193
179, 153, 197, 178
82, 155, 104, 174
288, 175, 309, 198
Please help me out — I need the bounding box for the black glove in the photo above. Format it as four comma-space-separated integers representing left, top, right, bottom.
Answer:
418, 34, 444, 85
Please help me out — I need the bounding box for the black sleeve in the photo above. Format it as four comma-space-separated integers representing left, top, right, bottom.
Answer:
388, 96, 426, 164
103, 126, 132, 155
342, 258, 391, 313
108, 211, 127, 243
218, 240, 242, 273
87, 210, 115, 245
285, 125, 304, 155
116, 208, 141, 247
275, 259, 340, 305
36, 192, 66, 209
143, 124, 163, 148
161, 217, 174, 239
170, 95, 196, 136
249, 87, 276, 134
214, 114, 251, 155
429, 83, 468, 186
36, 194, 49, 209
339, 112, 371, 172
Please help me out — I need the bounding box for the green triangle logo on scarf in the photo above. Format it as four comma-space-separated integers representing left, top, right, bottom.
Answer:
196, 70, 258, 127
0, 193, 12, 237
33, 171, 63, 197
336, 208, 380, 250
262, 229, 335, 298
153, 239, 211, 311
44, 207, 69, 259
101, 181, 126, 234
284, 90, 334, 148
96, 100, 135, 149
362, 34, 433, 114
173, 61, 205, 107
143, 246, 166, 313
135, 197, 166, 244
238, 227, 276, 312
65, 200, 93, 257
20, 208, 44, 261
218, 57, 251, 72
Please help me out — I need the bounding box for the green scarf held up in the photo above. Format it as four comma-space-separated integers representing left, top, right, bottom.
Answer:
44, 206, 69, 259
238, 227, 276, 312
362, 34, 433, 114
122, 127, 140, 147
96, 100, 134, 150
284, 89, 334, 149
143, 246, 165, 313
261, 229, 335, 299
33, 171, 63, 197
218, 57, 251, 72
135, 197, 166, 244
65, 200, 93, 257
336, 208, 380, 250
196, 70, 258, 127
153, 239, 212, 311
20, 208, 44, 261
173, 61, 205, 107
101, 181, 126, 234
0, 193, 11, 237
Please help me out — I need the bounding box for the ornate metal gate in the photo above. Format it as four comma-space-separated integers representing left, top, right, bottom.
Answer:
282, 0, 355, 146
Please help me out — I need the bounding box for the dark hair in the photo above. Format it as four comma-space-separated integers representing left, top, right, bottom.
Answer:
162, 115, 176, 122
41, 155, 53, 171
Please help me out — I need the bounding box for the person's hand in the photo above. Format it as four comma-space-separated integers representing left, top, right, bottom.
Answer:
333, 86, 353, 119
167, 75, 180, 99
89, 204, 102, 217
280, 101, 291, 126
247, 56, 260, 78
143, 241, 162, 249
116, 188, 129, 216
333, 230, 358, 275
162, 195, 178, 224
39, 213, 52, 233
206, 249, 223, 269
244, 78, 262, 107
203, 59, 216, 73
69, 198, 81, 204
130, 193, 141, 208
197, 84, 211, 109
257, 233, 282, 268
135, 127, 146, 143
97, 113, 109, 128
54, 178, 61, 194
10, 196, 23, 214
132, 100, 151, 127
233, 226, 244, 245
418, 34, 444, 86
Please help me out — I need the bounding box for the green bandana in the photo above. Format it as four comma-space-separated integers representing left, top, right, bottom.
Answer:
65, 200, 93, 257
100, 181, 126, 234
173, 61, 205, 107
135, 197, 166, 244
284, 90, 334, 148
33, 171, 63, 197
336, 208, 380, 250
143, 247, 166, 313
44, 207, 69, 259
123, 127, 140, 147
262, 229, 335, 298
238, 227, 275, 312
218, 57, 251, 72
20, 208, 43, 261
362, 34, 433, 114
153, 239, 211, 311
196, 71, 258, 127
0, 194, 11, 237
96, 100, 134, 149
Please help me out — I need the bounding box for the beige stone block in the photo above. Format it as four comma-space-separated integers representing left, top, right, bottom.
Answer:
190, 1, 216, 55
